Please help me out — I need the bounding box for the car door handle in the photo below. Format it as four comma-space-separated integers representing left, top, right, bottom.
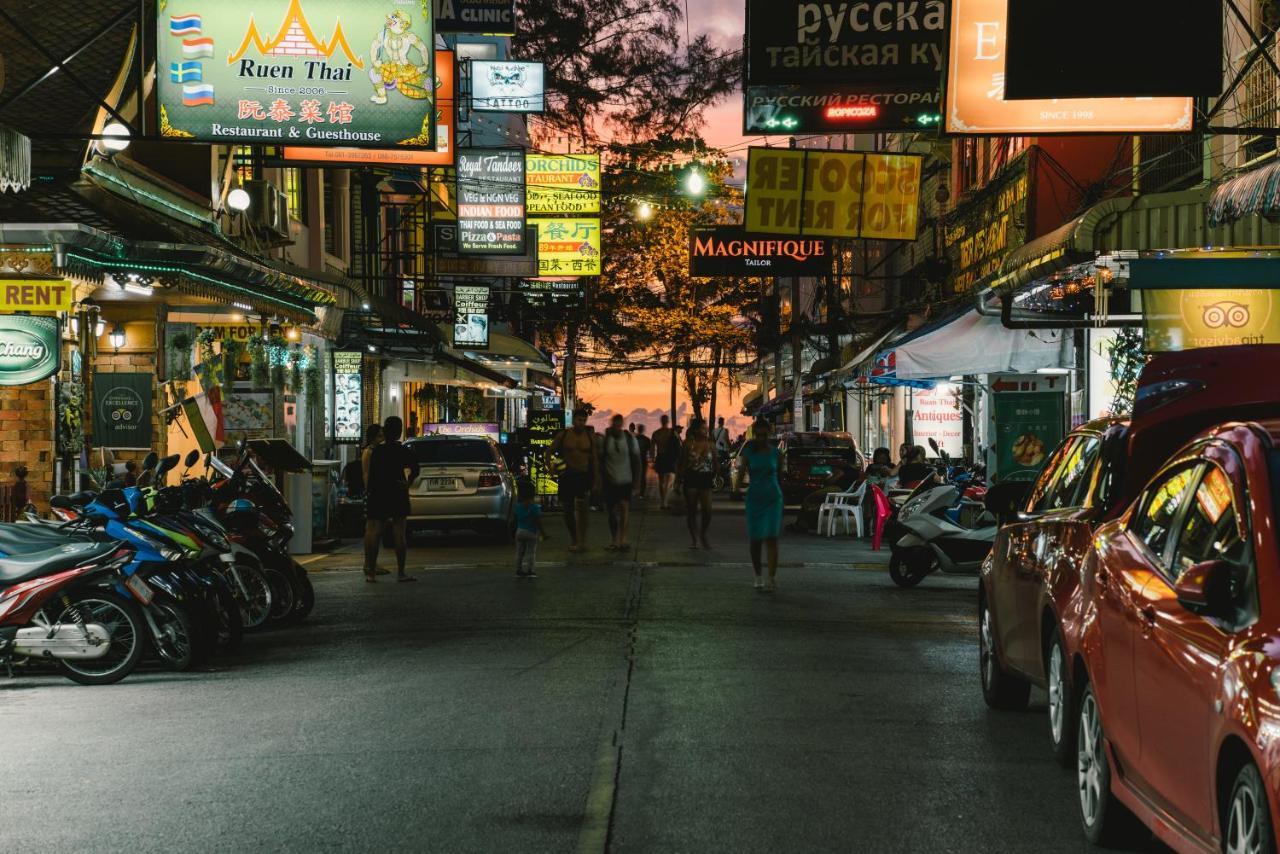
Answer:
1141, 606, 1156, 624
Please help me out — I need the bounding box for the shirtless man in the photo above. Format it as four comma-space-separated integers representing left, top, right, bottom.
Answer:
549, 408, 601, 552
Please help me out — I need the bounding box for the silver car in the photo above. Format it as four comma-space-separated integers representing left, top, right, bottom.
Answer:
404, 435, 515, 538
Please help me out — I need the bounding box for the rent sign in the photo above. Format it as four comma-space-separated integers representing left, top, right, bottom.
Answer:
688, 226, 830, 277
0, 280, 74, 313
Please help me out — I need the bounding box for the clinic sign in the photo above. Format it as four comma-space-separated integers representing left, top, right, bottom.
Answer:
527, 153, 600, 215
744, 148, 921, 240
946, 0, 1193, 133
433, 0, 515, 35
0, 316, 58, 386
157, 0, 435, 147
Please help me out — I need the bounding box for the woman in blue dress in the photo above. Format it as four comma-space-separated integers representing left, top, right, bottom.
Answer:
734, 420, 783, 591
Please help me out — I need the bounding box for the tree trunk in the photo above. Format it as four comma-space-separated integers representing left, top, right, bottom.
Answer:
707, 345, 721, 430
670, 365, 677, 424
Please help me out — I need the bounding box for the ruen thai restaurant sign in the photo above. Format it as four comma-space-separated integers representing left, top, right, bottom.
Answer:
457, 148, 527, 254
942, 156, 1028, 295
0, 280, 74, 313
433, 0, 515, 35
689, 226, 830, 277
0, 316, 58, 385
157, 1, 435, 148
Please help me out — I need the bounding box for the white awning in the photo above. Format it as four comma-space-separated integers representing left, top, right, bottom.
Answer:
838, 326, 902, 374
893, 309, 1070, 380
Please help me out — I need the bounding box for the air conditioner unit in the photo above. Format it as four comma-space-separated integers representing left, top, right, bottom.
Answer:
242, 179, 291, 244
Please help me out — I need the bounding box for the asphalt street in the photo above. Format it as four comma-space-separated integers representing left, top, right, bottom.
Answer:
0, 497, 1167, 853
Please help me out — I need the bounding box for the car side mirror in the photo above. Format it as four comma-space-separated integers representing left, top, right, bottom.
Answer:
1174, 559, 1237, 618
984, 481, 1030, 524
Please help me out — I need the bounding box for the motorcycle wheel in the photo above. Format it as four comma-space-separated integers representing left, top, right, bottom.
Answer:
291, 563, 315, 622
888, 550, 934, 588
52, 591, 145, 685
149, 598, 201, 671
213, 587, 243, 653
227, 563, 273, 630
262, 566, 297, 624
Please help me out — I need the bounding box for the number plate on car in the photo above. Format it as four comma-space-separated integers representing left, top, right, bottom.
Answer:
124, 574, 154, 606
427, 477, 458, 492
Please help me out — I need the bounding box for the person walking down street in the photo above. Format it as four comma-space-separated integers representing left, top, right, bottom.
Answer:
549, 408, 600, 553
677, 418, 717, 549
356, 423, 391, 576
634, 424, 652, 498
712, 417, 730, 454
601, 414, 641, 552
363, 416, 419, 583
734, 420, 783, 592
513, 478, 545, 578
651, 415, 680, 509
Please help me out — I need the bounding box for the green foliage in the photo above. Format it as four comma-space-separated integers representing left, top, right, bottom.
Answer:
459, 387, 486, 422
1106, 327, 1146, 416
247, 337, 270, 388
57, 381, 84, 457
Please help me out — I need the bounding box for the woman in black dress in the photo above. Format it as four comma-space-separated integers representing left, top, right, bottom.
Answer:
364, 416, 420, 583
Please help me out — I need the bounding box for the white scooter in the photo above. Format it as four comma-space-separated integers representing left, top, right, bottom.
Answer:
888, 470, 997, 588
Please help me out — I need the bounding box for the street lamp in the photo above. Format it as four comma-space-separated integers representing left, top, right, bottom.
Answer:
227, 187, 252, 212
637, 201, 653, 221
684, 168, 706, 198
108, 322, 126, 351
99, 122, 131, 154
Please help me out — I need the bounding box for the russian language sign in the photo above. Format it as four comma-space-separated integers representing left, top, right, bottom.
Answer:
157, 0, 435, 147
531, 218, 602, 277
457, 149, 527, 255
744, 148, 921, 240
526, 153, 600, 215
946, 0, 1193, 133
471, 61, 545, 113
689, 226, 830, 277
283, 49, 454, 165
745, 84, 941, 134
453, 284, 490, 348
433, 0, 515, 35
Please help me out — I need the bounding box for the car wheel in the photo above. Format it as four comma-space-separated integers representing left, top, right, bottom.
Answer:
1077, 681, 1135, 844
979, 597, 1030, 710
1225, 763, 1274, 854
1047, 627, 1075, 768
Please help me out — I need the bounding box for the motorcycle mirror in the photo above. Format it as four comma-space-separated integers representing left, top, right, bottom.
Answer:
928, 438, 940, 454
142, 451, 159, 471
184, 449, 200, 469
156, 453, 180, 477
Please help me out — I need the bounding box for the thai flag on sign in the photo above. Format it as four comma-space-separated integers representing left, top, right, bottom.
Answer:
182, 84, 215, 107
168, 15, 202, 36
181, 37, 214, 59
169, 61, 203, 84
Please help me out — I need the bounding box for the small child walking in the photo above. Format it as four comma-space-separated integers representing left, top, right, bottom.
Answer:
514, 478, 545, 578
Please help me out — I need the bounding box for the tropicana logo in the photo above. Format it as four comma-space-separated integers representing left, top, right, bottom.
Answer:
229, 0, 364, 68
694, 235, 826, 262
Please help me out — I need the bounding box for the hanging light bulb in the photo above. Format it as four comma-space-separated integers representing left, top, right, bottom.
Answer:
637, 201, 653, 221
685, 168, 706, 197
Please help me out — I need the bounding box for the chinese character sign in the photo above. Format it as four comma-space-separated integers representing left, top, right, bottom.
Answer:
453, 284, 490, 348
993, 392, 1064, 482
156, 1, 435, 148
531, 218, 602, 277
526, 153, 600, 215
457, 149, 527, 255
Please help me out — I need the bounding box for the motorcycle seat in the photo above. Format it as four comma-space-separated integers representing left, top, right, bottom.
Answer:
0, 540, 121, 585
0, 523, 96, 555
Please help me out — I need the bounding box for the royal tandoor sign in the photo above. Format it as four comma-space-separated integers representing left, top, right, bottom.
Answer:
0, 316, 59, 386
156, 0, 435, 148
689, 226, 830, 277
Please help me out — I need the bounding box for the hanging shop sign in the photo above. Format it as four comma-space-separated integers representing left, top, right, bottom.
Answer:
942, 156, 1028, 295
526, 153, 600, 215
689, 226, 830, 277
282, 50, 455, 166
0, 280, 74, 313
911, 385, 963, 458
433, 0, 515, 35
191, 322, 296, 342
333, 351, 362, 442
0, 315, 58, 385
945, 0, 1193, 134
530, 218, 602, 277
517, 278, 584, 306
156, 0, 435, 148
527, 408, 563, 497
433, 223, 538, 276
993, 391, 1064, 482
744, 84, 941, 135
453, 284, 490, 348
471, 60, 545, 113
92, 372, 152, 449
457, 148, 527, 254
744, 148, 921, 240
1143, 289, 1280, 352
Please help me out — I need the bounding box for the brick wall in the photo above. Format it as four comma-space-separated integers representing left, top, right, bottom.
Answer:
0, 381, 55, 511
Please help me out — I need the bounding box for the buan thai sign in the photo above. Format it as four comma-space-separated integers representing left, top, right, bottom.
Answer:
942, 156, 1027, 294
0, 316, 58, 386
157, 0, 435, 148
689, 227, 830, 277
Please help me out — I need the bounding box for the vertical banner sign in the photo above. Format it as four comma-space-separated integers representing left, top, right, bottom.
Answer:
911, 386, 964, 457
156, 0, 436, 148
942, 155, 1028, 294
526, 153, 600, 215
0, 315, 59, 385
744, 148, 922, 240
333, 351, 362, 442
453, 284, 491, 348
92, 372, 153, 449
471, 61, 545, 112
945, 0, 1194, 134
457, 149, 527, 254
282, 50, 455, 166
527, 409, 563, 497
531, 218, 602, 276
433, 0, 516, 35
993, 392, 1064, 482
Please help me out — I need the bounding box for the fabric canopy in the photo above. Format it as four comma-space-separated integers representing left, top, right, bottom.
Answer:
889, 309, 1070, 380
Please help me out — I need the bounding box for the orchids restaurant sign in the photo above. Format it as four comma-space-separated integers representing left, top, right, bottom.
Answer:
157, 0, 435, 148
689, 227, 830, 277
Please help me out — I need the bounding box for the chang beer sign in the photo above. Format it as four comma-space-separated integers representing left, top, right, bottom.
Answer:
0, 316, 58, 386
156, 0, 435, 148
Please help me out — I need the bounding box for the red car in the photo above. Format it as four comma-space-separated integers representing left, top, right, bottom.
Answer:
1074, 420, 1280, 851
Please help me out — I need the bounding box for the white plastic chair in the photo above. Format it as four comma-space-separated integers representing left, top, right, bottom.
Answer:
817, 480, 868, 537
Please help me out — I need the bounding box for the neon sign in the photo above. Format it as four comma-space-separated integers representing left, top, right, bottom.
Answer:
824, 105, 878, 120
